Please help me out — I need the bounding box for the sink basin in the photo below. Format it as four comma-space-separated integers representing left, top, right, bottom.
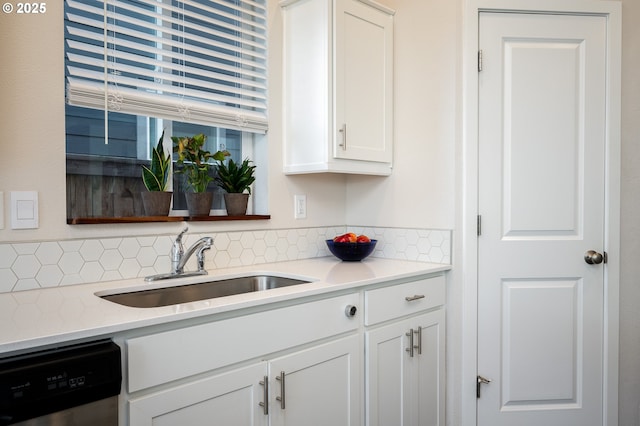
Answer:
99, 275, 311, 308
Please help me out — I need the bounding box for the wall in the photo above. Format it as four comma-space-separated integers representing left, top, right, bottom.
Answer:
619, 0, 640, 424
0, 2, 348, 243
0, 0, 459, 242
345, 0, 458, 230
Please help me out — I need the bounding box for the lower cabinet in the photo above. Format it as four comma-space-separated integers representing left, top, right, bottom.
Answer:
121, 274, 446, 426
128, 335, 360, 426
366, 310, 445, 426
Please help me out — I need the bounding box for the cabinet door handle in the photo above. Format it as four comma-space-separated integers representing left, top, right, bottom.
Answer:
406, 328, 415, 357
415, 326, 422, 355
275, 371, 286, 409
405, 294, 425, 302
339, 123, 347, 150
259, 376, 269, 415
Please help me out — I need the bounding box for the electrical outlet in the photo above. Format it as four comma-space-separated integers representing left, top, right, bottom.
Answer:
294, 195, 307, 219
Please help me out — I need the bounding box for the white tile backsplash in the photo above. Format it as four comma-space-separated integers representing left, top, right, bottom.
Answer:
0, 226, 451, 293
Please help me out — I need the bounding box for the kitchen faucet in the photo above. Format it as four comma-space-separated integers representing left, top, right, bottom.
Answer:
145, 227, 214, 282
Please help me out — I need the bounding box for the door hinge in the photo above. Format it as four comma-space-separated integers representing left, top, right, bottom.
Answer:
477, 375, 491, 398
477, 215, 482, 236
478, 49, 483, 72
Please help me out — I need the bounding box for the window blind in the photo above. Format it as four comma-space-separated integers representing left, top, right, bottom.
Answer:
64, 0, 268, 133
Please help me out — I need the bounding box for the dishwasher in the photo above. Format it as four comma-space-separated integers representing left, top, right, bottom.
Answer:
0, 340, 121, 426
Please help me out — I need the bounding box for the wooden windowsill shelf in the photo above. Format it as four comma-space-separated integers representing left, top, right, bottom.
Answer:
67, 215, 271, 225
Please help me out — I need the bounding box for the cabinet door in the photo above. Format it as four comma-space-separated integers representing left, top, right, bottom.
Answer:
411, 310, 445, 426
335, 0, 393, 163
366, 318, 411, 426
128, 363, 268, 426
366, 310, 445, 426
269, 335, 361, 426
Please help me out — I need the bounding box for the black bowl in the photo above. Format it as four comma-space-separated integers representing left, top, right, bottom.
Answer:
326, 239, 377, 261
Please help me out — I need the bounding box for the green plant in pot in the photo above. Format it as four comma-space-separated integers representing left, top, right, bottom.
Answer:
214, 153, 257, 216
172, 133, 228, 216
141, 131, 172, 216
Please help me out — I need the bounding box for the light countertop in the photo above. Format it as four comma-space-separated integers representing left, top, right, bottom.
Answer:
0, 257, 450, 356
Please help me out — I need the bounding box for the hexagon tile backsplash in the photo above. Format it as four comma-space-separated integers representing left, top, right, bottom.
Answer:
0, 226, 451, 293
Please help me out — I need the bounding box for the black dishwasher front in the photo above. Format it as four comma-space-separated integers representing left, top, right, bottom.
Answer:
0, 340, 121, 426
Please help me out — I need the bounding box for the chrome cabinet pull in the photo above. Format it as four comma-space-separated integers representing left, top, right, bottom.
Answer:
415, 326, 423, 355
406, 328, 415, 357
339, 124, 347, 150
275, 371, 286, 409
259, 376, 269, 415
405, 294, 425, 302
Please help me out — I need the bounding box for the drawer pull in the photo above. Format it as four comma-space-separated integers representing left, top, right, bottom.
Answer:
259, 376, 269, 415
405, 294, 425, 302
406, 329, 415, 357
276, 371, 286, 409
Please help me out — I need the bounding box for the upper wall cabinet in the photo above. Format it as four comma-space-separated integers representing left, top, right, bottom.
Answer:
281, 0, 394, 176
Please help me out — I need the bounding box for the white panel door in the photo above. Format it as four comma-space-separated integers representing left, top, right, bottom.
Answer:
477, 12, 607, 426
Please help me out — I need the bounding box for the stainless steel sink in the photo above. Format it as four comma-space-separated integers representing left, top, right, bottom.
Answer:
99, 275, 311, 308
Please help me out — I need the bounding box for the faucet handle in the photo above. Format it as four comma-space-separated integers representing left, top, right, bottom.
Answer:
175, 226, 189, 243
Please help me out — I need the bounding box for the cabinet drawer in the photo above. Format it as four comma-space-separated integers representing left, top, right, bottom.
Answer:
127, 293, 359, 392
364, 275, 445, 325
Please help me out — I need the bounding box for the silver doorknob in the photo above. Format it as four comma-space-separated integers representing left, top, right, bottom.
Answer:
584, 250, 604, 265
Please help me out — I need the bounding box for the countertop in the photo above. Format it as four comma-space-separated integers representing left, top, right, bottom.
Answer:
0, 257, 450, 356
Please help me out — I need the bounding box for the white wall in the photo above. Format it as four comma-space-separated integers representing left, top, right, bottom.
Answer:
345, 0, 458, 230
0, 1, 348, 243
618, 0, 640, 424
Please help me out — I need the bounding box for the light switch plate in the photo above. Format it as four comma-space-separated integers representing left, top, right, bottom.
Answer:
294, 194, 307, 219
11, 191, 38, 229
0, 192, 4, 230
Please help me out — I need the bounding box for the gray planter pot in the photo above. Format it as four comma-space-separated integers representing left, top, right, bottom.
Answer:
185, 192, 213, 216
141, 191, 172, 216
223, 193, 249, 216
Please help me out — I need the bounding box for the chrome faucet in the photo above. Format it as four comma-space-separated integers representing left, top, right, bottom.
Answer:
145, 227, 214, 282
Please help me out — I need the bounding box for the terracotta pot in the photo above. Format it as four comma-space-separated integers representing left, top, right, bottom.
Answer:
223, 193, 249, 216
185, 192, 213, 216
141, 191, 172, 216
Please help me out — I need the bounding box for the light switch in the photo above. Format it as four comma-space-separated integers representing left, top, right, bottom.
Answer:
294, 194, 307, 219
11, 191, 38, 229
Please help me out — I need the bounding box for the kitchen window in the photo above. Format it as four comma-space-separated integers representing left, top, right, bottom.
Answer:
64, 0, 267, 220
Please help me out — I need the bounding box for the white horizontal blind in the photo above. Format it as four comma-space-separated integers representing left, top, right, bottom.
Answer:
65, 0, 268, 133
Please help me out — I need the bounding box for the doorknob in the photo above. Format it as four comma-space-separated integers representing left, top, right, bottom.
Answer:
584, 250, 604, 265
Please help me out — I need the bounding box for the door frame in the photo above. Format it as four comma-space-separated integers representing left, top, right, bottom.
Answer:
459, 1, 621, 425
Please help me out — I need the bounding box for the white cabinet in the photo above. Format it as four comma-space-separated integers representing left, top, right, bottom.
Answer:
120, 274, 446, 426
124, 293, 361, 425
128, 336, 360, 426
269, 335, 360, 426
365, 276, 446, 426
281, 0, 394, 175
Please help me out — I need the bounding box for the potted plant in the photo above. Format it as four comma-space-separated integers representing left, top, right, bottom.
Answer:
214, 153, 257, 216
172, 133, 228, 216
141, 131, 172, 216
